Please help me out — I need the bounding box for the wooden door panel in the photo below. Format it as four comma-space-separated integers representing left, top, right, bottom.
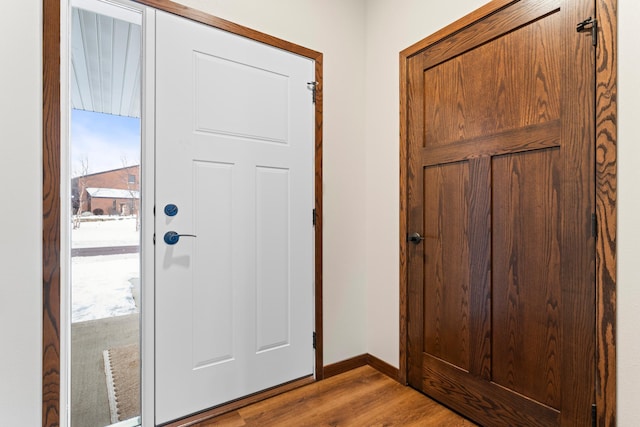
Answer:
420, 121, 561, 167
423, 13, 561, 147
419, 0, 561, 72
406, 0, 595, 425
422, 353, 560, 426
492, 148, 562, 409
423, 162, 470, 370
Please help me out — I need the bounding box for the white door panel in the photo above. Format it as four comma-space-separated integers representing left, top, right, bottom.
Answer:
155, 10, 314, 424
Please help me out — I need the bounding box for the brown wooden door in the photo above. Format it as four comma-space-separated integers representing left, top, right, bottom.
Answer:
405, 0, 596, 425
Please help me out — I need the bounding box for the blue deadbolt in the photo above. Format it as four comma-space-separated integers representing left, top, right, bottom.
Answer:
164, 204, 179, 217
164, 231, 197, 245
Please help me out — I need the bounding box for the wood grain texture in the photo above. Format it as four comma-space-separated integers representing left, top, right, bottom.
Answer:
161, 376, 315, 427
194, 366, 475, 427
324, 353, 400, 381
595, 0, 617, 425
559, 0, 597, 424
492, 149, 562, 409
400, 0, 517, 57
420, 0, 561, 77
42, 1, 61, 426
420, 121, 561, 167
401, 0, 617, 423
404, 0, 597, 425
423, 162, 471, 370
398, 0, 521, 393
467, 157, 492, 379
366, 353, 401, 381
398, 48, 409, 386
405, 57, 426, 388
313, 56, 324, 381
422, 13, 561, 146
323, 354, 369, 379
422, 354, 560, 427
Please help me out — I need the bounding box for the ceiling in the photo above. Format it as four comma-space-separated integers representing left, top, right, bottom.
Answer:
70, 6, 141, 118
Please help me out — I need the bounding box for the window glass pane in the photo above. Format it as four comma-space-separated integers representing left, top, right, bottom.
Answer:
70, 4, 142, 426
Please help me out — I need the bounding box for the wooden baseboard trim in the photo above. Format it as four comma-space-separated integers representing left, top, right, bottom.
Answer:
323, 354, 369, 379
366, 353, 400, 381
323, 353, 400, 382
162, 375, 315, 427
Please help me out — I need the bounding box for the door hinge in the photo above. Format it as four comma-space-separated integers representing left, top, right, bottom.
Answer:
591, 213, 598, 239
307, 81, 318, 104
577, 17, 598, 46
592, 403, 597, 427
313, 208, 317, 226
313, 331, 317, 349
153, 233, 156, 245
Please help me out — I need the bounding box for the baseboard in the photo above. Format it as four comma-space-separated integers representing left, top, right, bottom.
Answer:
323, 353, 400, 382
366, 353, 400, 381
322, 354, 369, 379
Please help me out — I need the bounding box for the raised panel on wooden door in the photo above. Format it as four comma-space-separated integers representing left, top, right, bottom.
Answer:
422, 161, 471, 372
422, 11, 561, 149
492, 148, 562, 409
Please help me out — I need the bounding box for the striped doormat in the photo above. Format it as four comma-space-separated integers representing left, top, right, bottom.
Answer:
103, 344, 140, 424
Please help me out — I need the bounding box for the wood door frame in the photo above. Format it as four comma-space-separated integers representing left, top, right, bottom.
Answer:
398, 0, 617, 425
42, 1, 324, 425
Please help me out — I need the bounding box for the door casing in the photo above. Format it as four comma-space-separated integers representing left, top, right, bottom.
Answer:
399, 0, 617, 424
43, 0, 323, 425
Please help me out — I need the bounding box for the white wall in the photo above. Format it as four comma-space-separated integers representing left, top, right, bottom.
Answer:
172, 0, 369, 365
0, 1, 42, 425
617, 0, 640, 423
363, 0, 487, 367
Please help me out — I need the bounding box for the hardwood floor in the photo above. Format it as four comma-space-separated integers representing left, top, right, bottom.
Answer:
190, 366, 476, 426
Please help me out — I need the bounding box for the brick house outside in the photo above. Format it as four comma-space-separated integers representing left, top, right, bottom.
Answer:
72, 165, 140, 216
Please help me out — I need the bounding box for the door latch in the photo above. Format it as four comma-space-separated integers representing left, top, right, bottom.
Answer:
576, 17, 597, 46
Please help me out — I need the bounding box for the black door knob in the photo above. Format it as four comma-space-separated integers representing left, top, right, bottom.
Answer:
408, 232, 425, 244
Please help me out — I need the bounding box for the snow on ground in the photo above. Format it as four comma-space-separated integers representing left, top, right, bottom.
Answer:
71, 217, 140, 323
72, 216, 139, 248
72, 254, 139, 322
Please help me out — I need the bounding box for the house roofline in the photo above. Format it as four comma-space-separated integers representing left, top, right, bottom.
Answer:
72, 164, 140, 180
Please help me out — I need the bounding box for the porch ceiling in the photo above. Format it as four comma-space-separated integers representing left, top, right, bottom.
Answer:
71, 6, 141, 118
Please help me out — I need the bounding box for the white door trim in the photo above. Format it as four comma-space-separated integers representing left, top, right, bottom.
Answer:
140, 6, 156, 425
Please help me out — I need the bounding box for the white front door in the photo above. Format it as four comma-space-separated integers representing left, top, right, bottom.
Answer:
154, 10, 315, 424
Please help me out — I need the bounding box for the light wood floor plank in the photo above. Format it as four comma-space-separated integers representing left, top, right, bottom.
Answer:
195, 366, 476, 426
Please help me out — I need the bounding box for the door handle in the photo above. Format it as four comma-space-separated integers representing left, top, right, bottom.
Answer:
164, 231, 197, 245
408, 232, 425, 244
